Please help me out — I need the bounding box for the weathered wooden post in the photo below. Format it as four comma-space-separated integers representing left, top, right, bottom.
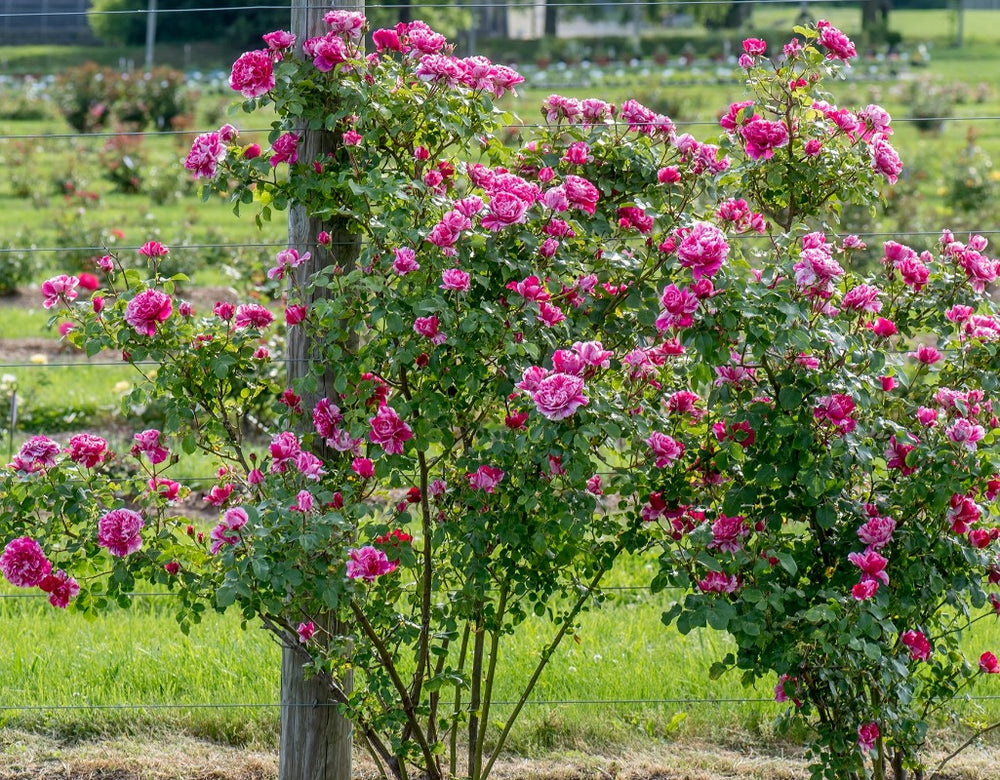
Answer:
281, 1, 363, 778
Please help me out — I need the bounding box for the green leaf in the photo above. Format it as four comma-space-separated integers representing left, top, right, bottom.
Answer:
778, 386, 803, 411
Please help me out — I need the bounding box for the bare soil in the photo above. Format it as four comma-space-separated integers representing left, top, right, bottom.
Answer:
1, 734, 998, 780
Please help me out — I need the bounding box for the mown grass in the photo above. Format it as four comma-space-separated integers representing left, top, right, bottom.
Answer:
2, 568, 1000, 754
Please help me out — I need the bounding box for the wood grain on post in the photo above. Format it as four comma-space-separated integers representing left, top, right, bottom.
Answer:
281, 1, 363, 779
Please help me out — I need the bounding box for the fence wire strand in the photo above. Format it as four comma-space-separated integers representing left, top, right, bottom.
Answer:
0, 0, 855, 20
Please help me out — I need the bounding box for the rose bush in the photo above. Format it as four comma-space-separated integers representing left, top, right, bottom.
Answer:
3, 15, 1000, 780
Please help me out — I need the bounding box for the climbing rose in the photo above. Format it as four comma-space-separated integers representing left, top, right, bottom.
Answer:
38, 569, 80, 608
184, 132, 225, 179
980, 651, 999, 674
857, 722, 879, 752
41, 275, 79, 309
817, 20, 857, 60
67, 433, 109, 468
529, 373, 588, 420
901, 630, 931, 661
467, 465, 504, 493
740, 118, 789, 160
229, 49, 275, 97
11, 435, 61, 473
234, 303, 275, 329
814, 394, 856, 435
132, 429, 169, 464
0, 537, 52, 587
698, 571, 739, 593
440, 268, 471, 291
677, 222, 729, 280
298, 621, 316, 643
125, 289, 172, 336
346, 546, 397, 581
97, 509, 145, 557
270, 132, 299, 166
646, 432, 685, 468
369, 405, 414, 455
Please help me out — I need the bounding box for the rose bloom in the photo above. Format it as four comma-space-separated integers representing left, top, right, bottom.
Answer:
229, 49, 275, 97
467, 465, 505, 493
97, 508, 145, 557
234, 303, 275, 329
901, 629, 931, 661
346, 546, 398, 581
38, 569, 80, 609
0, 537, 52, 587
369, 405, 414, 455
133, 428, 169, 464
740, 118, 789, 161
981, 651, 1000, 674
41, 274, 80, 309
184, 132, 225, 179
125, 289, 172, 336
530, 372, 588, 421
67, 432, 109, 468
857, 722, 879, 753
646, 432, 685, 468
11, 435, 60, 473
677, 222, 729, 280
440, 268, 471, 292
270, 132, 299, 167
297, 621, 316, 643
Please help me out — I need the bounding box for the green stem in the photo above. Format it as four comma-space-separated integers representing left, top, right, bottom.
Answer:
481, 554, 619, 780
473, 581, 509, 780
449, 621, 471, 779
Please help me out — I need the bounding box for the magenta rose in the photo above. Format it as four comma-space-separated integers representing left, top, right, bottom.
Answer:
530, 372, 588, 421
229, 49, 275, 98
347, 546, 398, 581
125, 289, 172, 336
369, 405, 414, 455
97, 508, 145, 557
0, 537, 52, 587
270, 132, 300, 167
184, 132, 225, 179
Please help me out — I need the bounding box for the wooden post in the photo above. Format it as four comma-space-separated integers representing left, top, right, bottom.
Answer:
280, 2, 363, 779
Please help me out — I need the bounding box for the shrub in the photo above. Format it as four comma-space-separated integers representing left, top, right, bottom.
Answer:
6, 17, 1000, 780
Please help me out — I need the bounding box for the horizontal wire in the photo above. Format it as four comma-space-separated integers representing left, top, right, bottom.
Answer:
0, 128, 274, 141
0, 0, 855, 20
1, 694, 999, 712
0, 242, 287, 255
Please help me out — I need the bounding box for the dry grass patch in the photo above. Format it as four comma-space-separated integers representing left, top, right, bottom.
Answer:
2, 733, 1000, 780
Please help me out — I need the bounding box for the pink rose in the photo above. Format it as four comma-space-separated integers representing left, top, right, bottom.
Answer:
467, 465, 505, 493
677, 222, 729, 280
646, 432, 684, 468
369, 405, 414, 455
229, 49, 275, 98
41, 274, 79, 309
901, 630, 931, 661
270, 132, 299, 167
97, 508, 145, 557
234, 303, 274, 329
67, 433, 109, 468
184, 132, 225, 179
125, 289, 172, 336
0, 537, 52, 587
347, 546, 398, 581
529, 372, 588, 421
857, 722, 879, 753
980, 651, 999, 673
38, 569, 80, 608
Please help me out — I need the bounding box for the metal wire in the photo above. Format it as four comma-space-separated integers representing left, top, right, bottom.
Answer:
0, 0, 856, 20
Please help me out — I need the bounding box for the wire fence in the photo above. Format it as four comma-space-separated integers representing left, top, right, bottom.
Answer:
2, 0, 1000, 733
